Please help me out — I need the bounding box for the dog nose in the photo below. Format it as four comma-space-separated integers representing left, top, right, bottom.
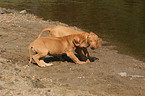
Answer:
90, 47, 95, 50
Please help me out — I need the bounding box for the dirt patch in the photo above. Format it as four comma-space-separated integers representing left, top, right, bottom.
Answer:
0, 8, 145, 96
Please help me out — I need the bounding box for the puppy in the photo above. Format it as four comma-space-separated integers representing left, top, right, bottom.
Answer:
28, 33, 88, 67
38, 26, 101, 63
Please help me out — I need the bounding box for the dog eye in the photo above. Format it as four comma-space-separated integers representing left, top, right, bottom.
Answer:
89, 40, 92, 42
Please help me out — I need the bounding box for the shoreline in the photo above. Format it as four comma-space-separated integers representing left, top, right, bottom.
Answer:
0, 8, 145, 96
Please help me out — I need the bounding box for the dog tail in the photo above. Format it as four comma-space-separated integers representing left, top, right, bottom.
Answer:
28, 42, 33, 64
38, 28, 52, 38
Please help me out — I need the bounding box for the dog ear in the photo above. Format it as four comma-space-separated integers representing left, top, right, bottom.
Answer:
90, 32, 95, 34
81, 33, 88, 40
88, 32, 95, 38
97, 39, 101, 48
73, 36, 80, 46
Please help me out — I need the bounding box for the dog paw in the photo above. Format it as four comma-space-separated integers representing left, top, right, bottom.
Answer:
39, 60, 48, 67
45, 63, 53, 66
78, 61, 86, 64
86, 59, 91, 63
39, 65, 46, 67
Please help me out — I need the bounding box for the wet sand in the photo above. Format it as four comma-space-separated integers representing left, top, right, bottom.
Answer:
0, 8, 145, 96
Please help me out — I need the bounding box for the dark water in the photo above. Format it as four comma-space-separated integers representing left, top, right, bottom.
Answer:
0, 0, 145, 62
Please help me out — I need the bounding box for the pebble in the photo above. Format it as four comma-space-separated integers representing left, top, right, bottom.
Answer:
118, 72, 127, 77
0, 81, 5, 86
20, 10, 27, 14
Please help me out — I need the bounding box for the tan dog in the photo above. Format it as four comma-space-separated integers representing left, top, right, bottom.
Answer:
38, 26, 101, 63
28, 34, 88, 67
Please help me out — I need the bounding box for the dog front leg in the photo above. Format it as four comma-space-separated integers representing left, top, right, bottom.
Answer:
75, 47, 87, 61
75, 47, 90, 63
66, 52, 86, 64
82, 48, 91, 63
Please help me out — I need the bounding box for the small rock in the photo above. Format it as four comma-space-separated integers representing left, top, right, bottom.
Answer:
0, 81, 5, 86
118, 72, 127, 77
20, 10, 27, 14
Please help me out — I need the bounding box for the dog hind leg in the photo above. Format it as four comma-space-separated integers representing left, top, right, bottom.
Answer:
33, 53, 53, 67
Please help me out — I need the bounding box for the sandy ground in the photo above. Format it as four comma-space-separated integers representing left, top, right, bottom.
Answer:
0, 8, 145, 96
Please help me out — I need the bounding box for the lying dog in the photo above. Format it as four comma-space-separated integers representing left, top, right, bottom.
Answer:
38, 26, 101, 63
28, 33, 88, 67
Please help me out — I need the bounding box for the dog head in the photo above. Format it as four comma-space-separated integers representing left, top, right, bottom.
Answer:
73, 33, 88, 48
87, 32, 101, 50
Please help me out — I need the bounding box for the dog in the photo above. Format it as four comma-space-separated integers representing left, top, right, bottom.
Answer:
28, 33, 88, 67
38, 26, 101, 63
